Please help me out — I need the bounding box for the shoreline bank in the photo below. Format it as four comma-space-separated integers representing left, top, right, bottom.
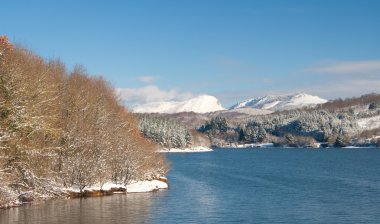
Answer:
157, 146, 213, 153
0, 178, 168, 209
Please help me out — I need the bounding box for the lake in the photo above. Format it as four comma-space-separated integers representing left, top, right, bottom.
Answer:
1, 148, 380, 223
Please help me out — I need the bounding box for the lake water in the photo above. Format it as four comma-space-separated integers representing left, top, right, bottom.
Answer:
1, 148, 380, 223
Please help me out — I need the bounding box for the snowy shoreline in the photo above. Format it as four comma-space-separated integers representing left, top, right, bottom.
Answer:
66, 179, 168, 196
157, 146, 213, 153
220, 143, 275, 149
219, 143, 378, 149
1, 179, 168, 209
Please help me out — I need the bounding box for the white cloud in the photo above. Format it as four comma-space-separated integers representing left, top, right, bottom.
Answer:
115, 85, 194, 106
305, 60, 380, 75
282, 59, 380, 99
308, 79, 380, 99
136, 76, 158, 83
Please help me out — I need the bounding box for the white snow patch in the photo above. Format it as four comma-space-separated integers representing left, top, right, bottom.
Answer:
343, 146, 377, 149
228, 107, 273, 115
262, 101, 280, 110
222, 143, 274, 148
101, 182, 125, 191
287, 93, 326, 106
357, 115, 380, 130
127, 180, 168, 193
132, 95, 225, 114
230, 93, 327, 111
158, 146, 213, 153
65, 179, 168, 193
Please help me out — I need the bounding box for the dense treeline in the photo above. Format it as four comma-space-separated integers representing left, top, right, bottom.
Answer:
200, 97, 380, 147
0, 37, 168, 207
313, 93, 380, 112
138, 114, 191, 148
199, 116, 228, 133
198, 116, 239, 146
237, 109, 358, 145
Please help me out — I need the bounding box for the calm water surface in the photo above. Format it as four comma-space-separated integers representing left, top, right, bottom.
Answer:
1, 148, 380, 223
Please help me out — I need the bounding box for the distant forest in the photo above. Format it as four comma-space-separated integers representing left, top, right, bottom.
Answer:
138, 114, 192, 148
199, 94, 380, 147
137, 92, 380, 148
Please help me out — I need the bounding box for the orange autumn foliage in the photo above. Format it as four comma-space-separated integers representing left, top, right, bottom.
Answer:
0, 38, 169, 205
0, 36, 13, 57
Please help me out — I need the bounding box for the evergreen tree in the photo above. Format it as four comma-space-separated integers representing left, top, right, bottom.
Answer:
334, 135, 348, 147
138, 114, 192, 148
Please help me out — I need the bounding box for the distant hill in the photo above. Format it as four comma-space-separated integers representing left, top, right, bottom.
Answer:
131, 92, 327, 114
138, 93, 380, 148
131, 95, 225, 114
230, 93, 328, 111
199, 93, 380, 147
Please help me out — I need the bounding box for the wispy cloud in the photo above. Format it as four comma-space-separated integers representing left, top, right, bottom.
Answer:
307, 79, 380, 99
287, 59, 380, 99
305, 60, 380, 75
217, 59, 380, 105
118, 59, 380, 108
115, 85, 194, 106
214, 56, 255, 71
135, 75, 159, 83
216, 57, 243, 67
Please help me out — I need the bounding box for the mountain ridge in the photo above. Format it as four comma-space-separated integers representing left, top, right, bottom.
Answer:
131, 92, 328, 114
230, 93, 328, 111
131, 94, 225, 114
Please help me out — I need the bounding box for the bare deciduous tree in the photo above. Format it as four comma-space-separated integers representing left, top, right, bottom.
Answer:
0, 36, 168, 204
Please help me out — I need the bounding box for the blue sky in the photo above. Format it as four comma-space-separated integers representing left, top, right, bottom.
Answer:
1, 0, 380, 107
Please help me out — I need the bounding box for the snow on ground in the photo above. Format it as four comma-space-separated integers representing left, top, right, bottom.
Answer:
286, 93, 327, 106
0, 187, 22, 208
230, 93, 327, 111
357, 115, 380, 130
343, 146, 377, 149
222, 143, 275, 148
261, 101, 280, 110
227, 107, 273, 115
127, 180, 168, 193
65, 179, 168, 193
157, 146, 213, 153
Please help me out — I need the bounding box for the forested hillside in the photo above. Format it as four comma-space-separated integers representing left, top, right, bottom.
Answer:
136, 93, 380, 148
0, 37, 168, 208
138, 114, 192, 148
199, 94, 380, 147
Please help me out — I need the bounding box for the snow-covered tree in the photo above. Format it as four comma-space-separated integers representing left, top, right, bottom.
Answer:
0, 37, 168, 206
138, 114, 192, 148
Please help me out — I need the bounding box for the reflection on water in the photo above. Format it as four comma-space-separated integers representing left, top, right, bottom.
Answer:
1, 193, 162, 224
2, 148, 380, 224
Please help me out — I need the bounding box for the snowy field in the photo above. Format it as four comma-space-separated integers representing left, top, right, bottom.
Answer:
357, 115, 380, 130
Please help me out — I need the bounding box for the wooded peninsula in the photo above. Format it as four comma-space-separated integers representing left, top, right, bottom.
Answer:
0, 37, 168, 208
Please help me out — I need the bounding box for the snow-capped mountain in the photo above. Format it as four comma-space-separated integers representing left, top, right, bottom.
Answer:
230, 93, 328, 111
132, 95, 226, 114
